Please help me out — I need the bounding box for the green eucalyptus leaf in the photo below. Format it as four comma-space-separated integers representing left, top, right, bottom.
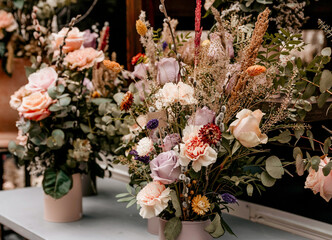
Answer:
115, 193, 130, 198
294, 129, 304, 140
30, 132, 47, 146
323, 137, 331, 154
303, 84, 316, 100
8, 141, 17, 153
247, 184, 254, 197
266, 156, 284, 179
311, 156, 321, 171
293, 147, 302, 159
48, 87, 58, 99
320, 70, 332, 93
52, 129, 65, 139
205, 213, 225, 238
113, 92, 125, 105
164, 217, 182, 240
25, 66, 36, 78
306, 130, 315, 150
59, 97, 71, 106
126, 199, 137, 208
321, 47, 331, 56
80, 124, 90, 133
91, 98, 112, 105
261, 171, 276, 187
322, 162, 332, 176
317, 92, 330, 108
277, 130, 291, 144
170, 190, 182, 218
43, 169, 72, 199
13, 0, 24, 9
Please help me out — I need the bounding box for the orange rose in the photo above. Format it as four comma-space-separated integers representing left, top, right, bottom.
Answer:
18, 92, 54, 121
52, 27, 84, 53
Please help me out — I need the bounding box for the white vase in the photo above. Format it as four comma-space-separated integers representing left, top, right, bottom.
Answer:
43, 173, 82, 222
159, 218, 212, 240
147, 216, 159, 235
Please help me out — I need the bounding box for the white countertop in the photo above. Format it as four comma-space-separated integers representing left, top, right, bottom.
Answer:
0, 178, 308, 240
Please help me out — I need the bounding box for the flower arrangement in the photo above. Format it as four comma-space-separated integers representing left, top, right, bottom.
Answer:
0, 0, 76, 75
116, 0, 332, 239
8, 15, 131, 199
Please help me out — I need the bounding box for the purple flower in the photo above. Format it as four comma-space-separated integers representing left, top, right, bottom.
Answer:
163, 133, 181, 151
129, 149, 150, 164
129, 149, 138, 156
221, 193, 237, 204
83, 29, 98, 49
162, 41, 168, 51
156, 58, 180, 85
150, 151, 181, 184
146, 119, 159, 130
135, 155, 150, 164
188, 106, 216, 126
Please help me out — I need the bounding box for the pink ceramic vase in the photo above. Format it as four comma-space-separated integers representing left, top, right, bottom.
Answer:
159, 218, 212, 240
43, 173, 82, 222
147, 216, 159, 235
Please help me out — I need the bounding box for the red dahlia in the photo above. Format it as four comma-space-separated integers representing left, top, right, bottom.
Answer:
198, 123, 222, 145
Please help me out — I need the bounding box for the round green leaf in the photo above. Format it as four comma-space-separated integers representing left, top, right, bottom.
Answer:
261, 171, 276, 187
42, 169, 72, 199
321, 47, 331, 56
320, 70, 332, 93
266, 156, 284, 179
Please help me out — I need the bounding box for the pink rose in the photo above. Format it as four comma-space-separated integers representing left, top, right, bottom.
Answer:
150, 151, 181, 184
188, 106, 215, 126
157, 58, 179, 85
163, 133, 181, 151
133, 63, 148, 79
53, 27, 84, 53
83, 29, 98, 48
18, 92, 54, 121
64, 48, 104, 71
0, 10, 18, 33
136, 181, 171, 218
25, 67, 58, 92
305, 157, 332, 202
229, 109, 268, 148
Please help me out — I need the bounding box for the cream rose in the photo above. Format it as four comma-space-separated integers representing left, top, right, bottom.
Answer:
53, 27, 84, 53
156, 57, 179, 85
179, 125, 217, 172
136, 181, 171, 219
18, 92, 54, 121
155, 82, 197, 109
229, 109, 268, 148
10, 86, 32, 110
25, 67, 58, 92
305, 157, 332, 202
64, 48, 104, 71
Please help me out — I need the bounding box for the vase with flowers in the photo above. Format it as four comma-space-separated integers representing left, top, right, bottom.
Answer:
116, 0, 332, 239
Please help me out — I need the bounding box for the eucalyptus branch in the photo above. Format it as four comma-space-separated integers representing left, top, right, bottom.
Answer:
290, 134, 332, 151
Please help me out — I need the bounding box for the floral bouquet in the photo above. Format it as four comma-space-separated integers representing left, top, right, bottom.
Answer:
116, 0, 332, 239
8, 14, 131, 202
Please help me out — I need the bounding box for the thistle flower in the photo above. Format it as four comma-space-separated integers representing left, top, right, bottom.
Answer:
146, 119, 159, 130
191, 195, 210, 215
129, 149, 150, 164
120, 91, 134, 111
246, 65, 266, 77
136, 19, 148, 36
198, 123, 222, 145
103, 60, 122, 74
221, 193, 237, 204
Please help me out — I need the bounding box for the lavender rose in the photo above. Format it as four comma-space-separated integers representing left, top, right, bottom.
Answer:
133, 63, 148, 79
163, 133, 181, 151
83, 29, 98, 48
188, 106, 216, 126
150, 151, 181, 184
157, 57, 179, 85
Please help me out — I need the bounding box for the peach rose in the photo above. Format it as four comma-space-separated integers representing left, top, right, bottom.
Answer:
25, 67, 58, 92
0, 10, 18, 33
179, 125, 217, 172
10, 86, 32, 110
52, 27, 84, 53
229, 109, 268, 148
18, 92, 54, 121
136, 181, 171, 219
305, 157, 332, 202
64, 48, 104, 71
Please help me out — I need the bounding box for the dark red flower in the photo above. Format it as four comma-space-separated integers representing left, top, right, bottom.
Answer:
198, 123, 222, 145
131, 53, 146, 65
